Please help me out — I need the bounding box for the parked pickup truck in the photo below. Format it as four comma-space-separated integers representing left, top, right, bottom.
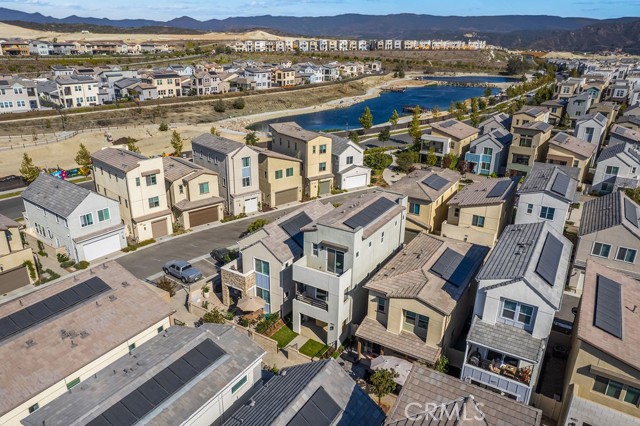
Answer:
162, 260, 203, 283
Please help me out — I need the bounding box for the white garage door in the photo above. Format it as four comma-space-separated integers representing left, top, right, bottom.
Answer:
245, 197, 259, 213
343, 174, 368, 190
82, 234, 122, 261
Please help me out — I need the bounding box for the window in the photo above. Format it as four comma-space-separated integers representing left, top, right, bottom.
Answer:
319, 144, 327, 154
145, 174, 157, 186
472, 215, 485, 227
232, 376, 248, 394
13, 87, 23, 95
66, 377, 80, 390
319, 162, 327, 172
199, 182, 209, 194
591, 242, 611, 258
605, 165, 619, 176
480, 162, 491, 171
501, 299, 535, 326
28, 403, 39, 414
312, 243, 319, 256
483, 147, 493, 156
539, 206, 555, 220
403, 310, 429, 332
526, 204, 533, 214
313, 146, 317, 154
327, 247, 345, 275
409, 203, 420, 215
316, 288, 328, 301
135, 177, 140, 186
584, 127, 595, 143
518, 304, 534, 324
242, 157, 251, 168
80, 213, 93, 227
179, 184, 184, 194
97, 208, 110, 222
454, 207, 460, 217
128, 343, 136, 351
625, 386, 640, 405
502, 300, 517, 320
616, 247, 637, 263
346, 156, 354, 165
222, 178, 227, 187
376, 297, 386, 313
148, 196, 160, 208
242, 177, 251, 187
255, 258, 270, 275
275, 170, 283, 179
519, 135, 533, 148
593, 376, 623, 399
157, 326, 164, 333
286, 167, 294, 177
572, 159, 579, 168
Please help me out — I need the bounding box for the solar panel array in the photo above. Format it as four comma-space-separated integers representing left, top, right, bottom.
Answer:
487, 180, 512, 198
287, 387, 342, 426
594, 275, 623, 339
0, 277, 111, 342
279, 212, 313, 247
87, 339, 225, 426
535, 233, 563, 286
550, 172, 571, 196
429, 247, 485, 288
555, 133, 569, 143
422, 174, 450, 191
439, 120, 457, 128
344, 197, 396, 230
624, 197, 639, 228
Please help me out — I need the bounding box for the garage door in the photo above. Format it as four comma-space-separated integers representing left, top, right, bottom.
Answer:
189, 206, 219, 227
151, 219, 169, 238
318, 180, 331, 195
0, 266, 30, 294
275, 188, 298, 206
245, 197, 259, 213
343, 174, 368, 190
82, 234, 122, 261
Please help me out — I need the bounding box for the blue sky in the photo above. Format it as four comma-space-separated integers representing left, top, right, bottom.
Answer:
2, 0, 639, 21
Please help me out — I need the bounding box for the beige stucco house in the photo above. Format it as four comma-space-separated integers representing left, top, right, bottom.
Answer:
546, 132, 596, 183
424, 119, 479, 162
253, 147, 303, 208
0, 214, 36, 293
441, 177, 517, 247
507, 121, 554, 176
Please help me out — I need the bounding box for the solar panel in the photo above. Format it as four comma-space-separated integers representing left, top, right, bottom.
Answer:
624, 198, 639, 227
487, 180, 512, 198
279, 212, 313, 247
121, 390, 155, 419
422, 174, 450, 191
535, 233, 563, 286
343, 197, 397, 230
167, 357, 199, 382
594, 275, 623, 339
440, 120, 457, 128
153, 369, 183, 395
101, 402, 138, 426
555, 133, 569, 143
287, 387, 342, 426
551, 173, 571, 196
430, 247, 486, 288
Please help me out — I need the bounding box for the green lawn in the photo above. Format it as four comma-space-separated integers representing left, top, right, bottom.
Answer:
271, 324, 298, 348
0, 191, 22, 200
299, 339, 329, 358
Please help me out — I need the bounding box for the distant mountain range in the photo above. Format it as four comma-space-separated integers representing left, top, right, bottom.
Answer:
1, 8, 639, 53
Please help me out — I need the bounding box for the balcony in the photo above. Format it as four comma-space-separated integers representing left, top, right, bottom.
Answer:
295, 292, 328, 311
461, 363, 532, 403
464, 351, 532, 386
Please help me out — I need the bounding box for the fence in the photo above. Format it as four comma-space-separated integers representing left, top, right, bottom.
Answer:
530, 392, 563, 422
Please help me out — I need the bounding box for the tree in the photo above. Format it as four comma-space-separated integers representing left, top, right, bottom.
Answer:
232, 97, 245, 109
245, 131, 258, 146
210, 126, 220, 136
470, 98, 478, 114
378, 126, 391, 142
559, 112, 571, 129
74, 143, 92, 168
127, 137, 141, 153
483, 87, 492, 98
470, 111, 481, 127
156, 276, 177, 297
434, 355, 449, 373
202, 308, 226, 324
348, 131, 360, 143
171, 130, 183, 156
395, 150, 418, 173
478, 98, 487, 111
426, 147, 438, 167
20, 153, 40, 183
158, 122, 169, 131
431, 105, 440, 118
506, 57, 531, 75
246, 219, 269, 234
364, 152, 393, 171
408, 106, 422, 143
358, 106, 373, 130
214, 99, 226, 113
443, 153, 458, 170
370, 368, 398, 404
448, 101, 456, 115
389, 109, 400, 128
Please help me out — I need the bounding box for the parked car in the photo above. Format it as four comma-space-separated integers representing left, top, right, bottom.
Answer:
163, 260, 203, 283
211, 247, 239, 264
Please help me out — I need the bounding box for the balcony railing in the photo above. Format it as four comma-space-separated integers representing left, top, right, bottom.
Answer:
295, 292, 328, 311
465, 354, 532, 386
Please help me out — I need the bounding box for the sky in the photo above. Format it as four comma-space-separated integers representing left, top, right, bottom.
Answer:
1, 0, 639, 21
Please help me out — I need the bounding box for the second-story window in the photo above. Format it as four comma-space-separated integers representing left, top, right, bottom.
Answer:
409, 203, 420, 215
319, 144, 327, 154
286, 167, 294, 177
135, 177, 140, 187
312, 243, 319, 256
526, 204, 533, 214
242, 177, 251, 187
376, 297, 386, 313
178, 185, 184, 194
97, 208, 110, 222
403, 310, 429, 333
539, 206, 555, 220
472, 215, 485, 227
80, 213, 93, 227
148, 196, 160, 209
275, 170, 283, 179
519, 135, 533, 148
346, 156, 354, 165
605, 165, 619, 176
501, 299, 535, 326
145, 174, 157, 186
319, 162, 327, 172
616, 247, 637, 263
199, 182, 209, 194
327, 247, 344, 275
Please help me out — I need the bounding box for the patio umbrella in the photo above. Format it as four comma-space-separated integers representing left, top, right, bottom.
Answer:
236, 295, 265, 312
370, 355, 413, 386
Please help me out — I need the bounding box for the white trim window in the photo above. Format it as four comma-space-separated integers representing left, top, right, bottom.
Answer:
539, 206, 555, 220
501, 299, 535, 326
616, 247, 637, 263
97, 208, 110, 222
591, 242, 611, 258
80, 213, 93, 227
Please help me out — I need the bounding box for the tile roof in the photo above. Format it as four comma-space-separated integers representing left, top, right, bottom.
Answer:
617, 116, 640, 128
21, 174, 91, 218
389, 168, 459, 203
91, 147, 148, 173
269, 121, 323, 142
478, 112, 512, 132
610, 124, 640, 143
0, 261, 173, 417
447, 178, 517, 207
22, 324, 265, 426
470, 129, 513, 152
549, 132, 597, 159
578, 191, 640, 238
513, 121, 553, 133
250, 146, 302, 162
517, 163, 578, 203
576, 112, 608, 127
596, 142, 627, 162
224, 359, 385, 426
0, 213, 20, 231
386, 365, 542, 426
162, 156, 214, 183
173, 196, 224, 213
191, 133, 244, 154
320, 132, 359, 156
517, 106, 548, 118
467, 317, 544, 363
431, 119, 479, 140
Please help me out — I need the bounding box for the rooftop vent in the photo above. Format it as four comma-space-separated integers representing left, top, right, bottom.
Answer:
108, 295, 117, 302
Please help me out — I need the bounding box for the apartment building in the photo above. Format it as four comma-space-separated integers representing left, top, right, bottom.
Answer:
464, 128, 512, 176
54, 75, 99, 108
0, 214, 36, 293
0, 77, 40, 112
592, 143, 640, 194
546, 132, 597, 183
252, 146, 303, 208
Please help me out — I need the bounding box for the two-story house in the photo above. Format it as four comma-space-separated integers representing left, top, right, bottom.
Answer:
192, 134, 261, 215
252, 146, 303, 208
0, 77, 40, 112
461, 222, 572, 403
609, 124, 640, 148
541, 99, 567, 125
55, 76, 99, 108
566, 92, 594, 122
91, 148, 172, 241
510, 107, 550, 133
140, 71, 182, 98
507, 121, 553, 176
441, 178, 517, 247
0, 214, 36, 293
464, 128, 512, 176
273, 68, 296, 87
389, 168, 459, 233
557, 77, 585, 99
22, 174, 125, 261
478, 112, 511, 135
326, 134, 371, 190
355, 232, 488, 365
291, 191, 407, 347
592, 143, 640, 194
190, 70, 229, 95
269, 122, 334, 197
575, 112, 608, 147
242, 67, 272, 90
559, 261, 640, 426
546, 132, 597, 183
422, 119, 479, 162
514, 163, 579, 234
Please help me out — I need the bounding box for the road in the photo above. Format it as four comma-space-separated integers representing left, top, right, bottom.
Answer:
0, 180, 95, 220
116, 189, 375, 279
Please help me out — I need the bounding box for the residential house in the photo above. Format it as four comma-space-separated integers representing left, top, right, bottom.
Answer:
574, 191, 640, 280
0, 261, 172, 426
592, 143, 640, 194
50, 65, 74, 77
22, 174, 125, 262
224, 359, 385, 426
558, 261, 640, 426
0, 77, 40, 112
514, 163, 579, 234
610, 123, 640, 148
478, 112, 512, 135
326, 133, 371, 190
541, 99, 568, 125
387, 365, 543, 426
291, 191, 407, 346
388, 168, 459, 233
273, 68, 295, 87
0, 214, 36, 293
567, 92, 594, 122
464, 128, 512, 176
54, 76, 99, 108
28, 41, 50, 56
422, 119, 479, 161
575, 112, 608, 147
252, 146, 303, 208
607, 80, 632, 103
113, 78, 157, 101
617, 115, 640, 132
23, 324, 265, 426
190, 70, 230, 95
0, 39, 30, 56
583, 78, 608, 103
557, 77, 586, 99
221, 201, 334, 316
269, 122, 334, 197
546, 132, 597, 183
507, 121, 554, 176
355, 232, 488, 365
163, 156, 224, 229
589, 101, 620, 128
441, 177, 517, 247
91, 148, 172, 241
242, 67, 271, 90
51, 42, 77, 55
192, 134, 261, 215
509, 106, 550, 133
140, 71, 182, 98
322, 63, 340, 81
461, 222, 572, 403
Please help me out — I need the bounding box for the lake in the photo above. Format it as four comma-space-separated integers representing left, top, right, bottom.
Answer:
417, 75, 520, 84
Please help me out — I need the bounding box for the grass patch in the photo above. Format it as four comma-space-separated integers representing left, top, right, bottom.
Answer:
271, 324, 298, 348
299, 339, 330, 358
0, 191, 22, 200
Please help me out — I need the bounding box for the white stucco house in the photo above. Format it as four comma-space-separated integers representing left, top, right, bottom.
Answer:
574, 112, 608, 146
592, 143, 640, 194
326, 133, 371, 190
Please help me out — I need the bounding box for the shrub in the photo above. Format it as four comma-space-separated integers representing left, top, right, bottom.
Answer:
158, 122, 169, 131
60, 260, 75, 268
23, 260, 36, 280
255, 312, 281, 334
156, 276, 177, 297
74, 261, 90, 270
238, 317, 250, 327
56, 253, 70, 263
364, 152, 393, 171
232, 98, 245, 109
213, 99, 226, 113
246, 219, 269, 234
202, 308, 226, 324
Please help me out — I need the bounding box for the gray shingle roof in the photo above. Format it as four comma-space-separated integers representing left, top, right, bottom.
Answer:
617, 116, 640, 128
21, 174, 90, 218
467, 317, 544, 363
577, 112, 607, 127
578, 191, 640, 238
191, 133, 244, 154
91, 147, 148, 173
224, 359, 385, 426
320, 132, 354, 155
517, 163, 578, 203
447, 178, 516, 207
389, 168, 459, 203
269, 121, 322, 142
596, 143, 627, 162
478, 112, 511, 132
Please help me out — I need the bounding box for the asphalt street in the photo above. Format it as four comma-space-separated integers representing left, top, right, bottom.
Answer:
0, 181, 95, 220
361, 134, 413, 149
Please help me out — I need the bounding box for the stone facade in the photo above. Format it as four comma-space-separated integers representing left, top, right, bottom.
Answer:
221, 259, 255, 306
